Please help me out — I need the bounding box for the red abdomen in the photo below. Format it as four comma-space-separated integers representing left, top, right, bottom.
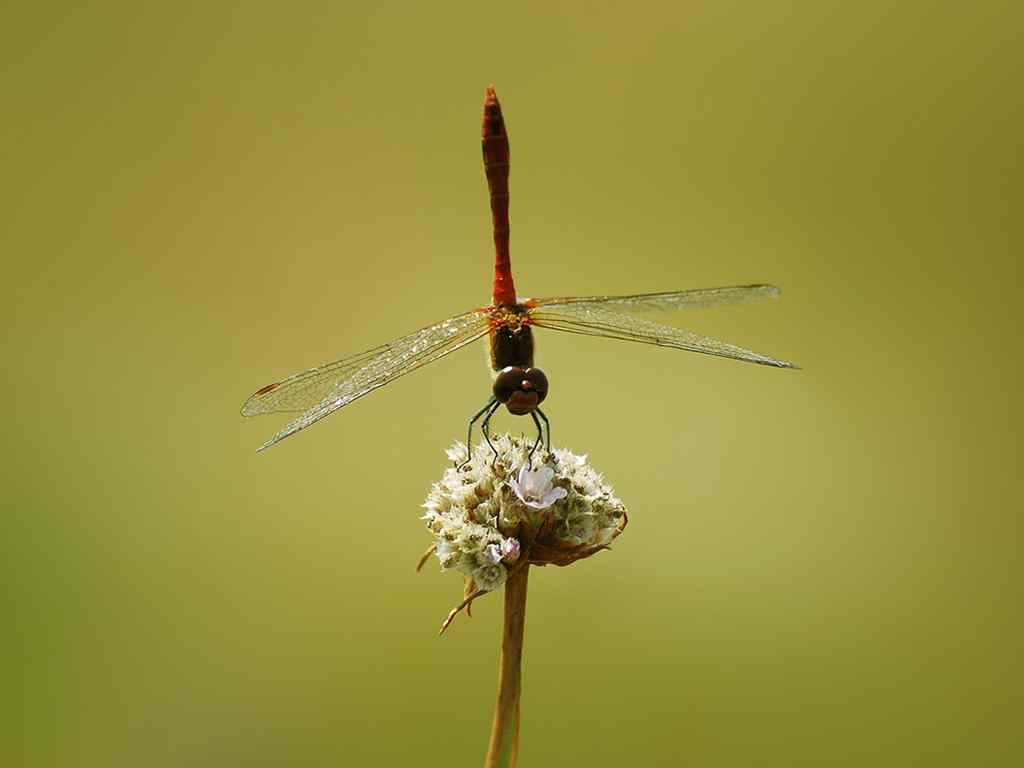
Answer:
482, 86, 517, 307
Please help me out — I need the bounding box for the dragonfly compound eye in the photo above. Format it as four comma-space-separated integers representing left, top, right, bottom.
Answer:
493, 367, 526, 404
523, 368, 548, 404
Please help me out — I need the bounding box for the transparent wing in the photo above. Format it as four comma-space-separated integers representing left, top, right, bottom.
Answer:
242, 309, 492, 451
529, 284, 781, 312
528, 303, 798, 369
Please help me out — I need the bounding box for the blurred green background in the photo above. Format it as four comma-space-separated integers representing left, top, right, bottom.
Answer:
3, 1, 1021, 766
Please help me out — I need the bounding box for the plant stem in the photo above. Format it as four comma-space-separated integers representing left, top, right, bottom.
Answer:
484, 563, 529, 768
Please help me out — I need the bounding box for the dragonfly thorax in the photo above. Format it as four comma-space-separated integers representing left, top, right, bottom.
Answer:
489, 316, 534, 372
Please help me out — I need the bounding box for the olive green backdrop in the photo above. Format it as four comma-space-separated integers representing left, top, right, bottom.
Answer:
3, 2, 1020, 766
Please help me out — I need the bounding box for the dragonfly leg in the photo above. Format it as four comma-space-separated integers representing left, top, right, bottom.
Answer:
536, 407, 551, 453
528, 410, 543, 463
480, 400, 501, 465
459, 396, 498, 469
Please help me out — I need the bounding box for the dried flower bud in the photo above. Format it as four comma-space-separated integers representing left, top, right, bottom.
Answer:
499, 537, 520, 563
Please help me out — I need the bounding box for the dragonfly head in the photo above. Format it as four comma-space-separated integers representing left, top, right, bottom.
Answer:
493, 366, 548, 415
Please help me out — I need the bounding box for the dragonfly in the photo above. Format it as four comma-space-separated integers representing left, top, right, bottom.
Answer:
242, 86, 798, 455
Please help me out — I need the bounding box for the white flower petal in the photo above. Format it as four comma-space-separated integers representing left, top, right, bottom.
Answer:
510, 464, 566, 510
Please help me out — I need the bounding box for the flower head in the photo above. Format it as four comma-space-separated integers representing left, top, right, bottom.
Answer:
420, 435, 628, 629
509, 464, 568, 510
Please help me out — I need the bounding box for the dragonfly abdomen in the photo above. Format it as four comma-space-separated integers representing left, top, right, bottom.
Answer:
483, 86, 516, 307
